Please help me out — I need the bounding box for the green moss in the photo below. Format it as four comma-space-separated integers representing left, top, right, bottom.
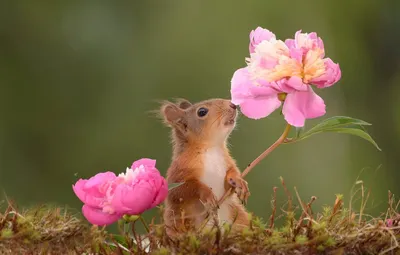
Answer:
295, 235, 308, 244
324, 237, 336, 247
322, 206, 332, 217
241, 226, 252, 237
251, 217, 266, 231
267, 230, 285, 245
335, 194, 344, 200
312, 221, 326, 234
317, 244, 325, 251
189, 235, 200, 249
152, 247, 169, 255
1, 229, 13, 239
279, 225, 290, 234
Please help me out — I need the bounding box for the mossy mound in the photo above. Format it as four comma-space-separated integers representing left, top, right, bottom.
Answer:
0, 202, 106, 254
1, 184, 399, 254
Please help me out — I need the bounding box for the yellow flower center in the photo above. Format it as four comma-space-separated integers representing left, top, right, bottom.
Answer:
302, 48, 325, 83
248, 41, 326, 85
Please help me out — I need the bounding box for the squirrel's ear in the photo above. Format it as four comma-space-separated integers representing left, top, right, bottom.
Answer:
176, 99, 192, 109
161, 102, 185, 126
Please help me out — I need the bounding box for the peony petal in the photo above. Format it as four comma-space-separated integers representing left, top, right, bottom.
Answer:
240, 96, 282, 120
73, 172, 117, 208
290, 30, 325, 57
285, 38, 295, 49
131, 158, 156, 170
289, 47, 303, 63
282, 88, 326, 127
272, 79, 297, 94
310, 58, 341, 88
285, 38, 303, 62
308, 32, 324, 51
82, 194, 107, 209
249, 27, 276, 53
72, 179, 87, 204
255, 53, 279, 69
72, 179, 107, 208
231, 67, 282, 119
85, 172, 117, 190
111, 182, 155, 215
132, 167, 164, 186
285, 76, 308, 92
230, 67, 253, 105
248, 83, 280, 96
82, 204, 121, 226
151, 179, 168, 207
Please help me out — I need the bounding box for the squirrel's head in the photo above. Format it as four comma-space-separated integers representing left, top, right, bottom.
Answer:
161, 98, 238, 146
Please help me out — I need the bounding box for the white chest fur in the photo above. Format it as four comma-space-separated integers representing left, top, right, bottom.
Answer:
201, 147, 231, 224
201, 147, 226, 199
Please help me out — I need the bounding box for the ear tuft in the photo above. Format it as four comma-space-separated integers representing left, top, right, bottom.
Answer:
161, 101, 185, 126
174, 98, 192, 110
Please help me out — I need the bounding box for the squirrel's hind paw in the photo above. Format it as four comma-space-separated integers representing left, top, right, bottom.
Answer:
200, 191, 220, 212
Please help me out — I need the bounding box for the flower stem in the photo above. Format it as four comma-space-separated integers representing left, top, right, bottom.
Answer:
242, 123, 291, 178
139, 215, 150, 233
218, 123, 292, 205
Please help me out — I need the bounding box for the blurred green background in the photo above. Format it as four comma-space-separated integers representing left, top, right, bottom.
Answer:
1, 1, 399, 228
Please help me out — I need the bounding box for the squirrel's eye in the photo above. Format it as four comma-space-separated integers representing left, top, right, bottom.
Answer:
197, 107, 208, 117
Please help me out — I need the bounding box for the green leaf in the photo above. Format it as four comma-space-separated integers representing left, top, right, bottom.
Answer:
321, 127, 381, 151
168, 182, 184, 191
112, 234, 128, 246
104, 235, 131, 254
303, 116, 371, 137
290, 116, 380, 151
104, 241, 130, 254
295, 127, 304, 139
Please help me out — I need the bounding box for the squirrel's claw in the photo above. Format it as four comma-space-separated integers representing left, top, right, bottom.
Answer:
229, 177, 250, 205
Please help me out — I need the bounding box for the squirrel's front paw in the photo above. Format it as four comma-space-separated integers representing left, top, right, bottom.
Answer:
228, 176, 250, 205
199, 189, 219, 213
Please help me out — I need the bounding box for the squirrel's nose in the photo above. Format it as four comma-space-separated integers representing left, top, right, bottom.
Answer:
229, 103, 237, 110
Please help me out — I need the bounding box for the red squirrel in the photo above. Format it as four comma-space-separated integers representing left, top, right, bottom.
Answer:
160, 98, 250, 235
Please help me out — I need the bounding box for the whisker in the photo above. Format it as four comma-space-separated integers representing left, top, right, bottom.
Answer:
211, 114, 223, 127
198, 113, 223, 135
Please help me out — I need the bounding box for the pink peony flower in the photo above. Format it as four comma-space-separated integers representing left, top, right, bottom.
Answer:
231, 28, 341, 127
110, 158, 168, 215
72, 158, 168, 226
